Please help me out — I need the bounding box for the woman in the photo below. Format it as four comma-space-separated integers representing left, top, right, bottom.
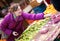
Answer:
0, 3, 51, 41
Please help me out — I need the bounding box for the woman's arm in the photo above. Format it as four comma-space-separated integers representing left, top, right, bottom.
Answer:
0, 14, 12, 36
22, 12, 44, 20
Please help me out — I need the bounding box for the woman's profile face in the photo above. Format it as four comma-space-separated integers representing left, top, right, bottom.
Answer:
14, 6, 22, 16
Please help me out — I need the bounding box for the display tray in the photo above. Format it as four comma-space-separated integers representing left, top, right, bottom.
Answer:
31, 21, 60, 41
15, 18, 50, 41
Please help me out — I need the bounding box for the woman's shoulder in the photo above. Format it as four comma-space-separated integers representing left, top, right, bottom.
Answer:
6, 12, 13, 17
4, 12, 12, 19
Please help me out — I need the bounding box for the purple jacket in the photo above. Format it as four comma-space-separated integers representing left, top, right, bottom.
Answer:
0, 12, 44, 41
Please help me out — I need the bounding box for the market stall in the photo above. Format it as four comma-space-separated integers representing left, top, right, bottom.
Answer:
15, 13, 60, 41
31, 21, 60, 41
15, 18, 50, 41
0, 0, 60, 41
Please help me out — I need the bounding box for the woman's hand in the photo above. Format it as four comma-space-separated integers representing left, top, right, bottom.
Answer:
12, 31, 19, 36
44, 13, 52, 18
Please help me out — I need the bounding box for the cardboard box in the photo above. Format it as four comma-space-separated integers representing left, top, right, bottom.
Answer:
29, 0, 40, 8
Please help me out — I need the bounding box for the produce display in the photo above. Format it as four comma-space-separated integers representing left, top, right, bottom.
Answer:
15, 18, 50, 41
31, 21, 60, 41
39, 27, 49, 34
44, 4, 57, 15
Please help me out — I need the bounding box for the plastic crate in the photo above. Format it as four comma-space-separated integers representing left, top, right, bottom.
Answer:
33, 3, 46, 14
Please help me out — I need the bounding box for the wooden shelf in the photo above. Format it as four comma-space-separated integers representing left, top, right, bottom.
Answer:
23, 5, 32, 13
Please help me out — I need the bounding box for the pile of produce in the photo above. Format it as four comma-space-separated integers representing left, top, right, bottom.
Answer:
44, 4, 57, 14
31, 21, 60, 41
15, 18, 50, 41
51, 14, 60, 23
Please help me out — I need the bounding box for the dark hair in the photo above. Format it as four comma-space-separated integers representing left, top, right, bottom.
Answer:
8, 3, 20, 12
51, 0, 60, 11
12, 5, 18, 11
